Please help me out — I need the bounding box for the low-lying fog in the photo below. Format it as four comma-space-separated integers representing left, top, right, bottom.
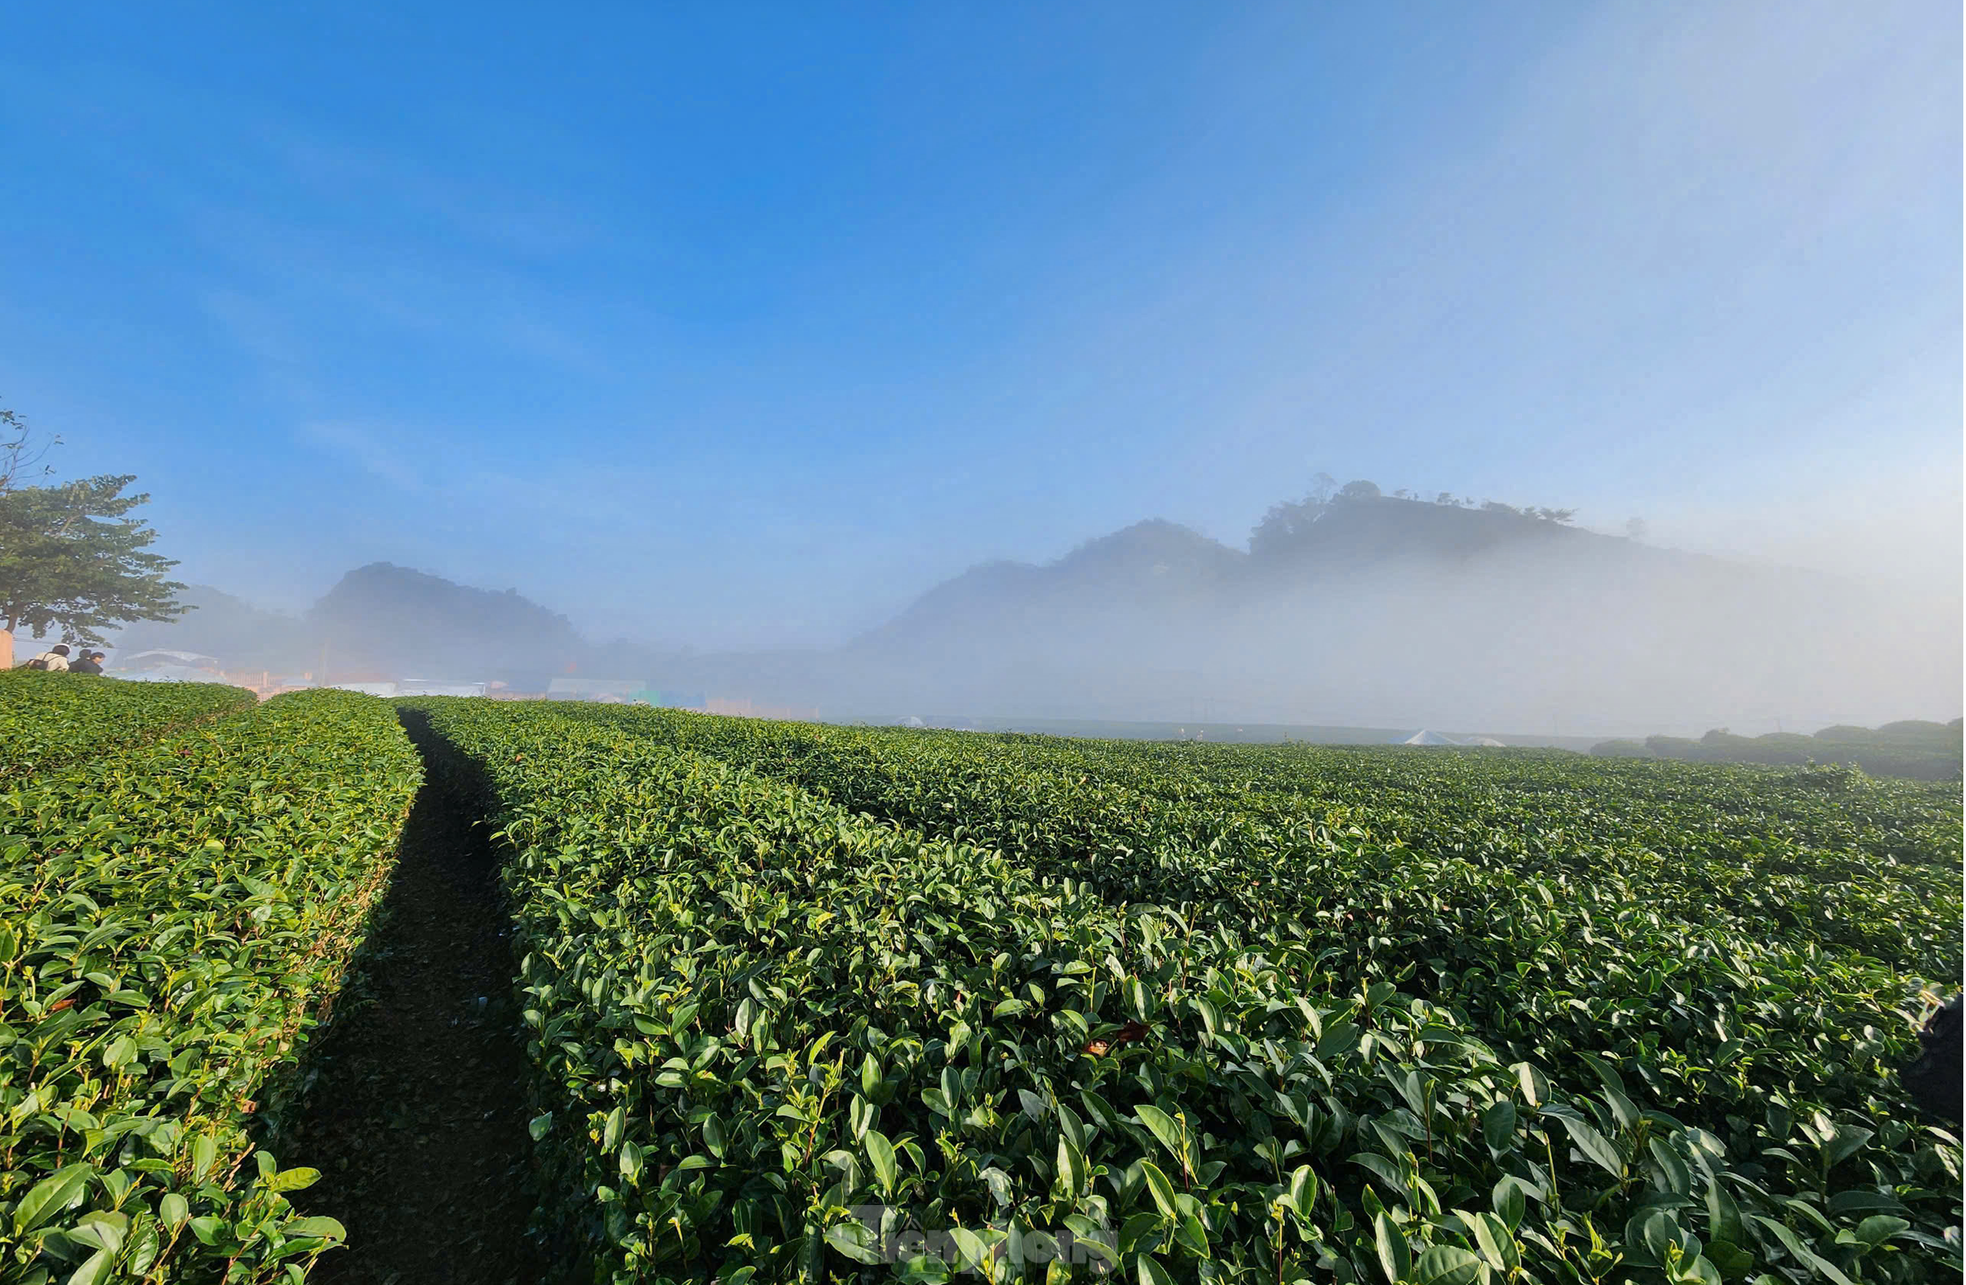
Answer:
108, 492, 1960, 739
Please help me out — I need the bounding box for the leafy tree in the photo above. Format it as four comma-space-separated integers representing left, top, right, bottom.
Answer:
1336, 479, 1380, 500
1249, 496, 1325, 556
0, 405, 58, 496
1251, 472, 1342, 555
0, 474, 187, 668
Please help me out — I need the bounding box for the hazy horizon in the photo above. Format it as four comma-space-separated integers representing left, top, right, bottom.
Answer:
86, 497, 1958, 741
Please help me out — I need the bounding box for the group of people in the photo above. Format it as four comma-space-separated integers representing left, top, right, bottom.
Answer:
16, 643, 107, 675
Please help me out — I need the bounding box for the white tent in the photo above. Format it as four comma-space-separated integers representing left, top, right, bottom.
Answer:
1396, 729, 1462, 746
120, 649, 223, 669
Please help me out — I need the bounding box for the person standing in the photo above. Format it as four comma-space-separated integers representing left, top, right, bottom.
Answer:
68, 651, 105, 675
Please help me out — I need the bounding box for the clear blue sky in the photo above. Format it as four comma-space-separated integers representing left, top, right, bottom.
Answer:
2, 2, 1957, 647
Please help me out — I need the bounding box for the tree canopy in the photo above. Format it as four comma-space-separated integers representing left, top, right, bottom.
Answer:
1248, 476, 1581, 555
0, 405, 57, 495
0, 474, 187, 645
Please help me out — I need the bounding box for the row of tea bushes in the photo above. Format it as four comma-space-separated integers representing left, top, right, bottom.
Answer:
0, 671, 258, 781
0, 691, 422, 1283
414, 698, 1954, 1283
1070, 735, 1962, 978
560, 709, 1960, 1136
568, 707, 1961, 981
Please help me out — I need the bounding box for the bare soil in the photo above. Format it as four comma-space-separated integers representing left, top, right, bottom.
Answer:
285, 724, 548, 1284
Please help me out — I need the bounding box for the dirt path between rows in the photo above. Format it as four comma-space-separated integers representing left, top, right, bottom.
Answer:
285, 725, 547, 1284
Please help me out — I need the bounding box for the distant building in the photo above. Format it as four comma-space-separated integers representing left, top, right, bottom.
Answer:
1397, 729, 1462, 746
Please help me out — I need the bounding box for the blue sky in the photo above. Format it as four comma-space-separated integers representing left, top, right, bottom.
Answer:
1, 2, 1958, 647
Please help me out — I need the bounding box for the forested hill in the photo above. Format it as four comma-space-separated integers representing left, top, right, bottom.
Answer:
110, 564, 586, 679
862, 493, 1679, 649
109, 585, 306, 670
1592, 720, 1965, 781
308, 563, 584, 677
828, 489, 1947, 730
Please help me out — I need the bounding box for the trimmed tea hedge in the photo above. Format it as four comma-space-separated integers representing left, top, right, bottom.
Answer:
0, 690, 421, 1283
415, 698, 1961, 1284
0, 671, 257, 781
563, 709, 1963, 1133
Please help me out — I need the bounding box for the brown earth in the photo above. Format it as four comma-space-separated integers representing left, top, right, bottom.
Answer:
284, 725, 548, 1284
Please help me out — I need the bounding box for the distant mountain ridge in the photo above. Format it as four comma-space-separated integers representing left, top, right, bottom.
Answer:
112, 563, 588, 682
865, 496, 1684, 648
1593, 720, 1964, 781
828, 492, 1949, 729
310, 563, 584, 678
111, 585, 305, 670
867, 519, 1246, 647
107, 491, 1959, 732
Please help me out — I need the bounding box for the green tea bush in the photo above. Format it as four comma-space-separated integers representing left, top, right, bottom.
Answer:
0, 691, 422, 1283
0, 671, 257, 781
416, 699, 1961, 1283
566, 710, 1962, 1124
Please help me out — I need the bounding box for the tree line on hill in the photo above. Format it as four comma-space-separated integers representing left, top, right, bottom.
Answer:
1249, 473, 1582, 557
1590, 720, 1964, 781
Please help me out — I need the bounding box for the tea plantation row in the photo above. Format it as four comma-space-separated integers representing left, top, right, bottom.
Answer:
0, 671, 258, 781
0, 690, 421, 1283
567, 706, 1961, 981
1, 684, 1952, 1283
409, 699, 1961, 1284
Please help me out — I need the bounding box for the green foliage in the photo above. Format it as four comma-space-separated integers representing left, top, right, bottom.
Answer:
0, 691, 422, 1282
576, 704, 1962, 983
0, 670, 256, 780
410, 699, 1962, 1283
0, 476, 188, 644
0, 405, 58, 497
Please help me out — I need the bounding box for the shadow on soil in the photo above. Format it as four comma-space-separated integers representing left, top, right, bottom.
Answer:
283, 717, 548, 1284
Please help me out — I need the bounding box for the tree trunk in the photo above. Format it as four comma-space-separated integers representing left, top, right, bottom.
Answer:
0, 628, 13, 671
